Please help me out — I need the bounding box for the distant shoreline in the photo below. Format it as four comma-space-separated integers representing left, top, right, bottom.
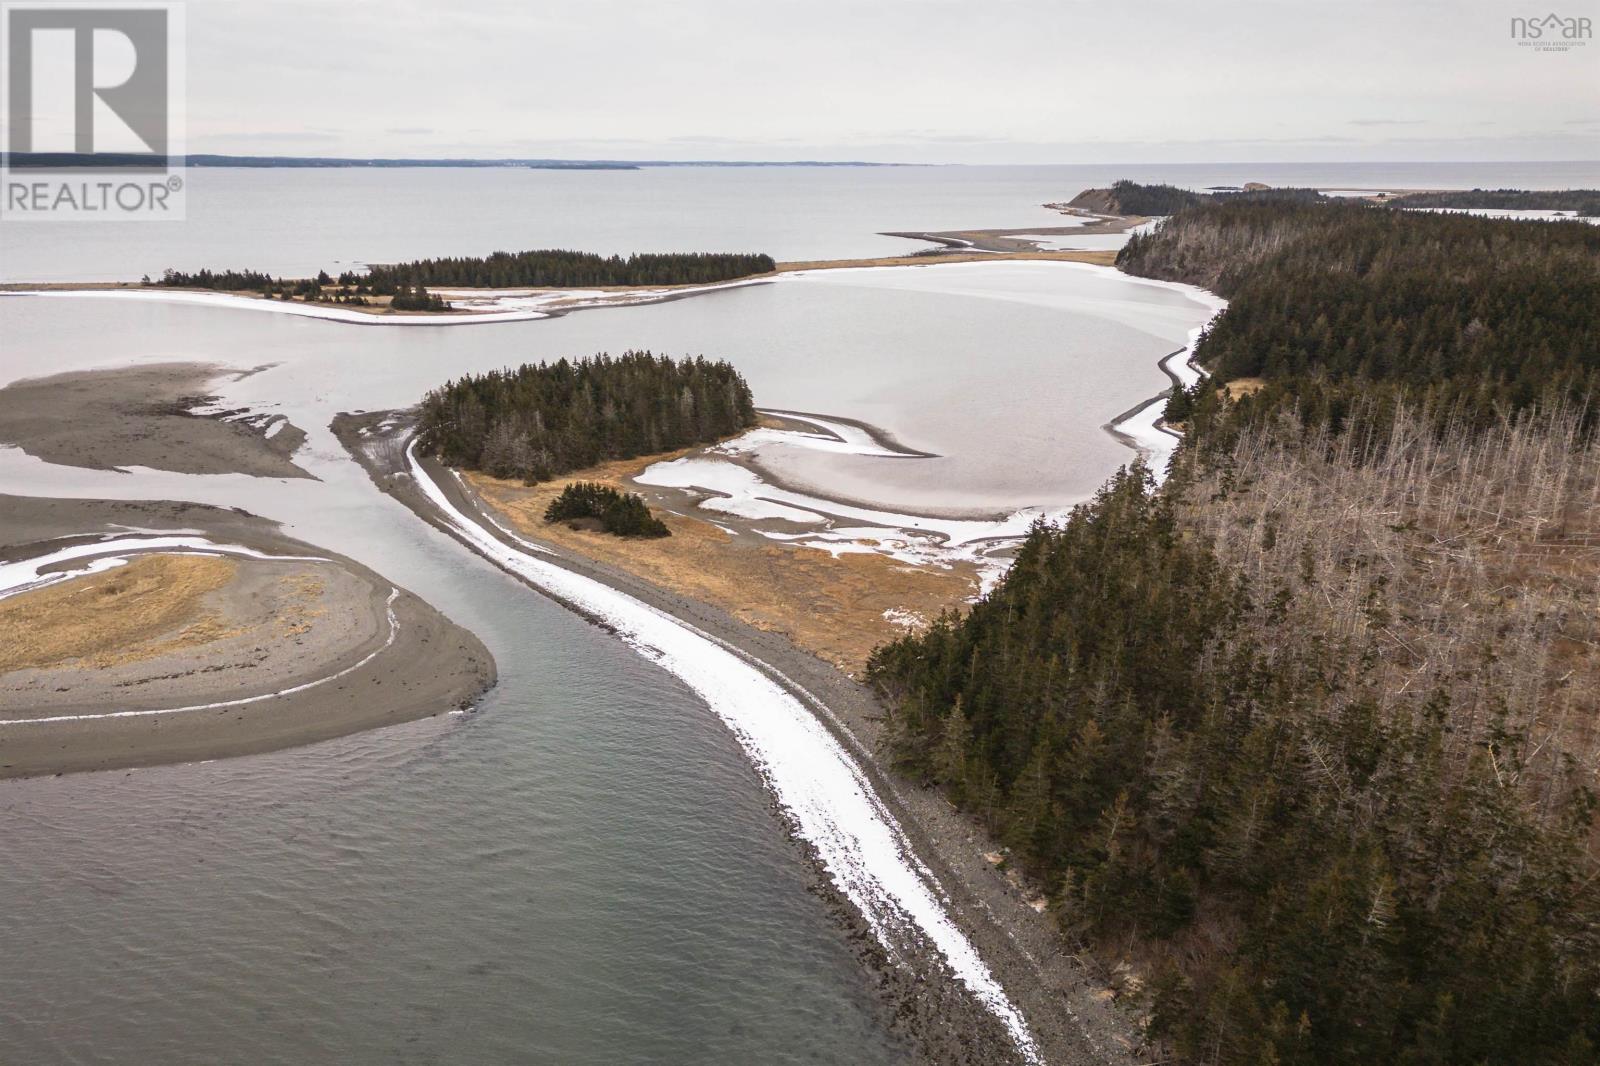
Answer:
0, 152, 908, 170
0, 249, 1119, 321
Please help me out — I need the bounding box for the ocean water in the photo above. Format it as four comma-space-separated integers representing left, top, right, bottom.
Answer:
2, 161, 1594, 1064
4, 160, 1599, 282
0, 258, 1216, 517
0, 321, 916, 1064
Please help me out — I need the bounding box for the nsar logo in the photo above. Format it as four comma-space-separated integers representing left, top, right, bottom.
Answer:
1510, 11, 1592, 51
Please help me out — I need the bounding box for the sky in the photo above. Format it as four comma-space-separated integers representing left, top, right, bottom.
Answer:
175, 0, 1597, 162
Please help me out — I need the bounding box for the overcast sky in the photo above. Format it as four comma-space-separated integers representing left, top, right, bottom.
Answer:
184, 0, 1597, 162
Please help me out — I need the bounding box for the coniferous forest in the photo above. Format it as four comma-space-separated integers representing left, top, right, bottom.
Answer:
1077, 179, 1328, 217
364, 249, 776, 289
1117, 195, 1600, 418
1396, 188, 1600, 217
544, 482, 670, 538
148, 249, 775, 308
869, 189, 1600, 1064
417, 351, 756, 483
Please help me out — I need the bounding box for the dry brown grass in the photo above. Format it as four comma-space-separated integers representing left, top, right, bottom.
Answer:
1223, 377, 1266, 400
0, 553, 241, 673
465, 456, 981, 672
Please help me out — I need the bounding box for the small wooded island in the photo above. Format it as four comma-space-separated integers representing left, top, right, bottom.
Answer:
418, 351, 757, 480
144, 249, 778, 314
418, 351, 756, 536
1068, 178, 1600, 218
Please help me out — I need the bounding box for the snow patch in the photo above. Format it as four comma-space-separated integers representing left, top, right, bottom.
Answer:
11, 289, 547, 324
0, 534, 327, 600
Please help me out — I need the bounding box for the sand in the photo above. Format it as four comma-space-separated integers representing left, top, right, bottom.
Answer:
0, 362, 309, 478
0, 494, 495, 778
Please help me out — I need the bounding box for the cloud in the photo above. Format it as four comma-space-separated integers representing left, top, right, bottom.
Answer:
172, 0, 1600, 164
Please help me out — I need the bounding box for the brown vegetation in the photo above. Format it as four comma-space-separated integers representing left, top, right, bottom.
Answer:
464, 456, 981, 672
0, 553, 239, 673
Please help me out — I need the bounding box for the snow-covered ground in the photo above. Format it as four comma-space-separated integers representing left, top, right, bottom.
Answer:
0, 533, 325, 599
433, 277, 772, 314
1110, 309, 1221, 480
2, 277, 776, 325
2, 289, 547, 324
637, 447, 1062, 589
409, 441, 1044, 1065
1401, 206, 1600, 224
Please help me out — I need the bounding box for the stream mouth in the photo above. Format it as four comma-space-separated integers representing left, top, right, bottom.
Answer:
0, 259, 1219, 1064
396, 434, 1043, 1065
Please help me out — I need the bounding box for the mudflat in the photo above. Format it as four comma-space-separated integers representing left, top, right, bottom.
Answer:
0, 362, 309, 477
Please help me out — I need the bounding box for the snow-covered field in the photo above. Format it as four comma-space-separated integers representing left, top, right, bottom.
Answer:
637, 435, 1063, 589
434, 277, 772, 314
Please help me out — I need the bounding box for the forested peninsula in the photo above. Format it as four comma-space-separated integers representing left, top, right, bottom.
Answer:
869, 187, 1600, 1064
1068, 179, 1327, 216
1395, 187, 1600, 216
146, 249, 776, 312
417, 351, 757, 483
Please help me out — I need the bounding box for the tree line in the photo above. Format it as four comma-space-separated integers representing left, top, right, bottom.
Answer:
1396, 187, 1600, 217
417, 351, 756, 483
150, 267, 383, 306
1087, 180, 1328, 217
365, 249, 776, 290
1118, 195, 1600, 431
869, 191, 1600, 1063
146, 248, 777, 309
